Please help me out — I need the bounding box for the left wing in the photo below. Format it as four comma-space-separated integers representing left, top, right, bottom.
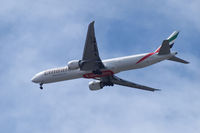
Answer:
80, 21, 105, 71
100, 76, 160, 91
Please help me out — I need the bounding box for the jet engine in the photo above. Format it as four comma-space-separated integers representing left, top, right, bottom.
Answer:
89, 81, 103, 91
67, 60, 80, 70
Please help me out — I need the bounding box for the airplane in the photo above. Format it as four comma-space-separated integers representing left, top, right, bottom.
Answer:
31, 21, 189, 91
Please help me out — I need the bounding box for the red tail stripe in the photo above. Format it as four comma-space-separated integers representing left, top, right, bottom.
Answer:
136, 52, 154, 64
154, 47, 161, 53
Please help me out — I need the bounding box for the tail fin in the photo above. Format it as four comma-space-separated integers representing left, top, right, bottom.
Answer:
167, 31, 179, 48
158, 40, 170, 55
155, 31, 179, 54
154, 31, 189, 64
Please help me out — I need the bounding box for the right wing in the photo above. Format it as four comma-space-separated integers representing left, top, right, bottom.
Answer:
110, 76, 160, 92
80, 21, 105, 71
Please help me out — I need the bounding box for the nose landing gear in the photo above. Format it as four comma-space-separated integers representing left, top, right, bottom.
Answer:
40, 83, 43, 90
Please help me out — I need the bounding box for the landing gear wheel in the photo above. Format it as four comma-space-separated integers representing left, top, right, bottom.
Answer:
92, 70, 102, 75
40, 83, 43, 90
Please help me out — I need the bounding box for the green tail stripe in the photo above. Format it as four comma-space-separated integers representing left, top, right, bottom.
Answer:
168, 32, 179, 42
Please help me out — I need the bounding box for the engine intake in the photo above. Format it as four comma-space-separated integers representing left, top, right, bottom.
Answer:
67, 60, 80, 70
89, 81, 103, 91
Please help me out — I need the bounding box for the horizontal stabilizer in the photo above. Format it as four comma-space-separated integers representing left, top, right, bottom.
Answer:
168, 56, 189, 64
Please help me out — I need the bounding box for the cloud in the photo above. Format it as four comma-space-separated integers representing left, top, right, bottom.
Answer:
0, 0, 200, 133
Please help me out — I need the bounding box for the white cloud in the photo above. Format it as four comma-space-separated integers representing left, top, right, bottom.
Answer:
0, 0, 200, 133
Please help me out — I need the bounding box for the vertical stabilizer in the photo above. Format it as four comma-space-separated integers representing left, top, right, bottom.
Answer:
167, 31, 179, 48
158, 40, 170, 55
155, 31, 179, 54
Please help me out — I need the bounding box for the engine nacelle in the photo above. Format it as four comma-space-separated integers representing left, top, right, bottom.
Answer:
67, 60, 80, 70
89, 81, 103, 91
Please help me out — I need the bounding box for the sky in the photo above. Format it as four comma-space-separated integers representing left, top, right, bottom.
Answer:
0, 0, 200, 132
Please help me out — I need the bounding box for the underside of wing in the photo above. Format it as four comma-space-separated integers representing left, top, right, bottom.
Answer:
80, 21, 105, 71
111, 76, 160, 91
82, 21, 100, 61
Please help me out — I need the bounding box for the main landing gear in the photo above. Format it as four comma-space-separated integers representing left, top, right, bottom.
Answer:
92, 69, 102, 75
40, 83, 43, 90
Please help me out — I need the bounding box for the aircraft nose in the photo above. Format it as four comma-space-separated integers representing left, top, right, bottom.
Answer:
31, 76, 37, 83
31, 75, 39, 83
31, 72, 43, 83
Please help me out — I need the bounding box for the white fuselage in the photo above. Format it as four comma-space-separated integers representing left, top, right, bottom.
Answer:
31, 52, 176, 84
